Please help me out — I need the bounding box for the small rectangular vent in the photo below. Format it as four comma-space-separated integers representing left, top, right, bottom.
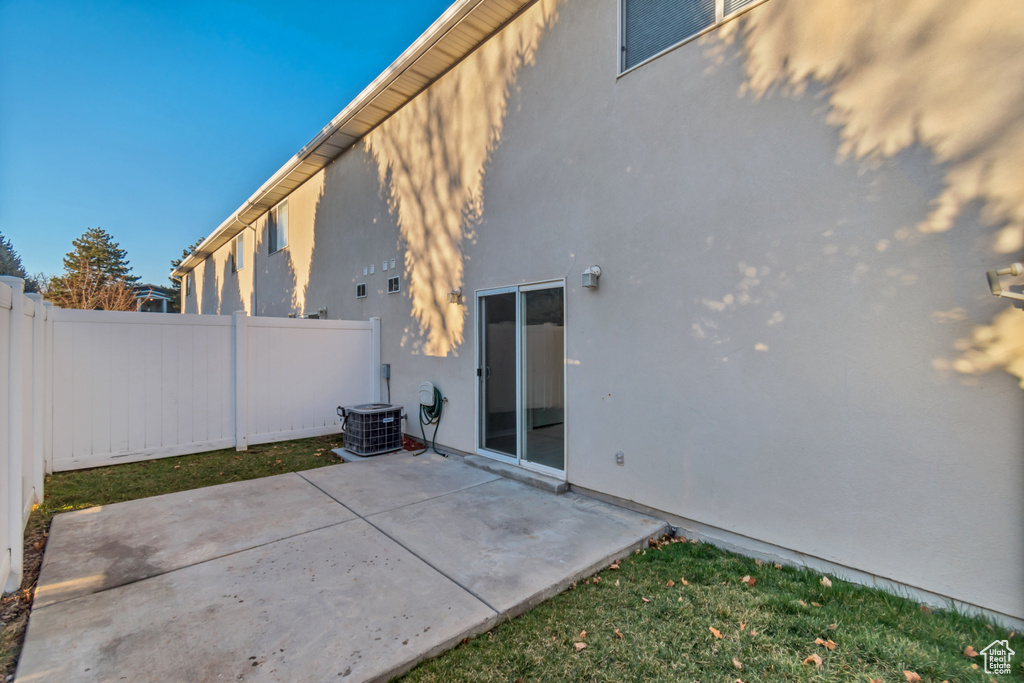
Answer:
387, 275, 400, 294
356, 283, 367, 298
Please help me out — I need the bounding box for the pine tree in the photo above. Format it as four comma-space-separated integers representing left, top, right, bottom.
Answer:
47, 227, 138, 310
60, 227, 138, 284
0, 231, 40, 292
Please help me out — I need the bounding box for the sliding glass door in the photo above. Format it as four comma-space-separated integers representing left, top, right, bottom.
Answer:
477, 282, 565, 474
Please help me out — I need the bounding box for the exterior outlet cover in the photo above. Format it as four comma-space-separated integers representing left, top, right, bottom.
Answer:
615, 451, 624, 465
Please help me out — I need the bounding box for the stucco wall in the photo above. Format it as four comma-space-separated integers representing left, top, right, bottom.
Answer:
190, 0, 1024, 623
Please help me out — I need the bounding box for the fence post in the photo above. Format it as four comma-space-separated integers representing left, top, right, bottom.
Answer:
370, 317, 381, 403
26, 294, 44, 506
42, 302, 54, 474
0, 276, 24, 593
234, 311, 248, 451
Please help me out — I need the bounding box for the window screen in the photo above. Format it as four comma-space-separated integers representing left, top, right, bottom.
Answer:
622, 0, 716, 70
269, 200, 289, 253
723, 0, 757, 15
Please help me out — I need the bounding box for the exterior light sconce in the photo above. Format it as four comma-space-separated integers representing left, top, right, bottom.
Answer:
582, 266, 602, 289
987, 263, 1024, 302
448, 287, 463, 305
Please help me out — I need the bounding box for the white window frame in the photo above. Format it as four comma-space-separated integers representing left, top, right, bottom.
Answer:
232, 233, 245, 272
268, 199, 289, 254
618, 0, 768, 76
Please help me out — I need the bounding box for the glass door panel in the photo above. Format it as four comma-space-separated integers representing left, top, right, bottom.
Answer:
478, 291, 518, 457
521, 287, 564, 470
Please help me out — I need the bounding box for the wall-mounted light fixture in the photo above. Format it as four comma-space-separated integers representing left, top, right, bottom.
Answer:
987, 262, 1024, 302
448, 287, 463, 305
582, 266, 602, 289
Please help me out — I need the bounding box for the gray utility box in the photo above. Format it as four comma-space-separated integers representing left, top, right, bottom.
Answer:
337, 403, 403, 456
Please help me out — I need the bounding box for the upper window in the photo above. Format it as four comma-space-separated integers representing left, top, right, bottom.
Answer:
185, 272, 193, 296
621, 0, 761, 72
231, 233, 245, 272
268, 199, 289, 254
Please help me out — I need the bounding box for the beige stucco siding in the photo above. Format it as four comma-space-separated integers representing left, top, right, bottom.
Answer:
188, 0, 1024, 623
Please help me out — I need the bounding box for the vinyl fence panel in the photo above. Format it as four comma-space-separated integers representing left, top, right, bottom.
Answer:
48, 311, 379, 471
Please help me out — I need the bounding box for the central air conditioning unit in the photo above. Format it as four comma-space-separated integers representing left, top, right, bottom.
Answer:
337, 403, 403, 456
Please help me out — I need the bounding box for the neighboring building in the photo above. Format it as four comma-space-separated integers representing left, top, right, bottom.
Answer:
133, 284, 175, 313
172, 0, 1024, 626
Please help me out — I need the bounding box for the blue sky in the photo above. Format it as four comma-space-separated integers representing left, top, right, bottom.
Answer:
0, 0, 453, 286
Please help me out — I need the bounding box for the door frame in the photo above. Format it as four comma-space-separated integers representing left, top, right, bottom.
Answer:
474, 279, 567, 479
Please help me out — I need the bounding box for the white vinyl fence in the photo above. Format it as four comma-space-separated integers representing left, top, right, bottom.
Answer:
1, 274, 379, 593
1, 277, 49, 593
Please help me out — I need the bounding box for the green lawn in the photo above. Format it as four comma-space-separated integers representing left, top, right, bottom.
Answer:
399, 538, 1023, 683
1, 434, 345, 678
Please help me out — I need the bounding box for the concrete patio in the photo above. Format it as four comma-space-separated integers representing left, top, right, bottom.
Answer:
16, 452, 665, 682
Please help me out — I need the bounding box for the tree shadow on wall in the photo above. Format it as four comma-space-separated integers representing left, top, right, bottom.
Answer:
363, 0, 562, 357
704, 0, 1024, 388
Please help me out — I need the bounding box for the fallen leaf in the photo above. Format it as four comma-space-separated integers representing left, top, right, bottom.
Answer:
732, 657, 743, 670
173, 465, 180, 469
800, 601, 808, 607
869, 679, 882, 683
666, 580, 675, 587
964, 646, 979, 658
755, 559, 763, 566
750, 629, 758, 636
678, 597, 683, 602
614, 628, 623, 639
1010, 630, 1015, 638
681, 577, 689, 585
690, 539, 698, 544
971, 663, 978, 669
573, 642, 587, 652
814, 638, 837, 651
774, 563, 783, 569
986, 623, 994, 631
740, 622, 746, 631
709, 627, 723, 639
741, 576, 756, 587
579, 630, 587, 640
903, 671, 921, 682
829, 623, 837, 629
811, 602, 822, 607
821, 577, 832, 588
592, 577, 601, 584
641, 597, 650, 603
803, 653, 823, 669
920, 605, 932, 614
615, 579, 620, 586
610, 563, 620, 570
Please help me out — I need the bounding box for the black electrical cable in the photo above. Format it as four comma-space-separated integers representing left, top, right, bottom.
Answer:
386, 376, 391, 403
415, 386, 443, 456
